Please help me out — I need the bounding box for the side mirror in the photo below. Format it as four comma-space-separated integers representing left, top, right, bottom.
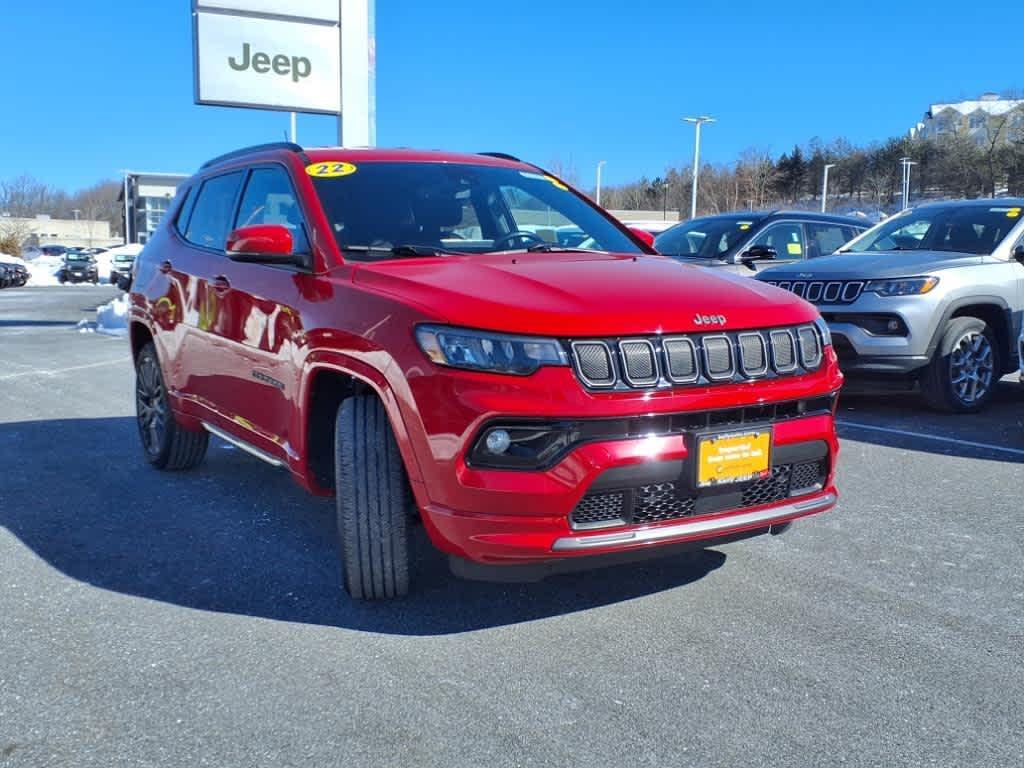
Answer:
740, 244, 777, 262
628, 227, 656, 248
226, 225, 295, 264
1013, 244, 1024, 264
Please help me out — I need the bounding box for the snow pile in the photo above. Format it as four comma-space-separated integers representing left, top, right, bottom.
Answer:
95, 295, 129, 337
26, 255, 63, 286
0, 252, 27, 268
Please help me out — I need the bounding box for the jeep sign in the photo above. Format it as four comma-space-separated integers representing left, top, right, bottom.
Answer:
194, 10, 341, 114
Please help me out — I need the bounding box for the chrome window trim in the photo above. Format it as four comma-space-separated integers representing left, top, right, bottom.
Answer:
662, 336, 700, 384
617, 338, 660, 387
570, 340, 617, 388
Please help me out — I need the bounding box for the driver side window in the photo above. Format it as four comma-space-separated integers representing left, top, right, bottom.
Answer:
234, 167, 310, 255
749, 222, 806, 260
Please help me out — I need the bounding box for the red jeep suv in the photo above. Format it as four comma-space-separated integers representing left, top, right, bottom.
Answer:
128, 143, 842, 599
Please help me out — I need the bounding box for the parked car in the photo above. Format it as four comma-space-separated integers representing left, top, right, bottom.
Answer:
654, 211, 868, 274
107, 245, 142, 286
758, 199, 1024, 413
129, 143, 841, 599
58, 251, 99, 284
0, 258, 29, 288
39, 244, 68, 258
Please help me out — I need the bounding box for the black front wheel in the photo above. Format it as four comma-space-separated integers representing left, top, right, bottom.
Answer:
135, 343, 208, 469
334, 395, 411, 600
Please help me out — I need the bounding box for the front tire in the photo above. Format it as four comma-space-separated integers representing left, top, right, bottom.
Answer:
921, 317, 999, 413
135, 342, 209, 469
334, 395, 410, 600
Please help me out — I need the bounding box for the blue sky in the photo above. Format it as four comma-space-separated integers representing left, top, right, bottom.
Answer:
3, 0, 1017, 192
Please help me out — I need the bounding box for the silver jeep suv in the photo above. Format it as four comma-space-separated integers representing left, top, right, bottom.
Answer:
757, 199, 1024, 413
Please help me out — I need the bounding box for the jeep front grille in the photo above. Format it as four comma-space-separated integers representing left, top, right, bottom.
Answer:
567, 325, 824, 392
765, 280, 864, 306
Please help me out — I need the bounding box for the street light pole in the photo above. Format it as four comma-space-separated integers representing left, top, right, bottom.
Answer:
821, 164, 836, 213
683, 116, 715, 219
900, 157, 917, 210
596, 160, 606, 206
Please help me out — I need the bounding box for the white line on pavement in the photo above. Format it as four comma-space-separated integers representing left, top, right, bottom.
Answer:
0, 358, 126, 382
838, 419, 1024, 457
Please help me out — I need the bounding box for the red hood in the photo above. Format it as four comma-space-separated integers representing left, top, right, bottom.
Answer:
352, 252, 818, 336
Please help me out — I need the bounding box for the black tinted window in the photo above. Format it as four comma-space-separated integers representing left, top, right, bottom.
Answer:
805, 223, 849, 257
175, 185, 197, 234
309, 162, 643, 260
184, 172, 243, 250
654, 216, 763, 258
235, 167, 310, 254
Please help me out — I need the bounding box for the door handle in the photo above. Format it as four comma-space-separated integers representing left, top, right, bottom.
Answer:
159, 260, 173, 274
212, 275, 231, 294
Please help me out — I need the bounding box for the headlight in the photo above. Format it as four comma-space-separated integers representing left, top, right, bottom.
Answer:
814, 316, 832, 347
415, 324, 568, 375
863, 277, 938, 296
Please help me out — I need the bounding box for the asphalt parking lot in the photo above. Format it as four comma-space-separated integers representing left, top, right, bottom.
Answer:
1, 287, 1022, 768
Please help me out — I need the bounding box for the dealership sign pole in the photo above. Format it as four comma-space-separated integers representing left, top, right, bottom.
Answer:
192, 0, 374, 146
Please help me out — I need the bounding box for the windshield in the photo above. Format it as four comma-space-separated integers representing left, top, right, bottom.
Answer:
846, 205, 1022, 255
309, 161, 643, 260
66, 253, 91, 262
654, 216, 764, 259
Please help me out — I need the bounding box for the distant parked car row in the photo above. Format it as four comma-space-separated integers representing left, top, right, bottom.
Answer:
0, 258, 29, 288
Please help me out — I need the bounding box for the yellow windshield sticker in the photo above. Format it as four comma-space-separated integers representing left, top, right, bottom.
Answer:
787, 243, 802, 256
1008, 207, 1021, 218
306, 161, 358, 178
739, 223, 751, 231
519, 171, 570, 191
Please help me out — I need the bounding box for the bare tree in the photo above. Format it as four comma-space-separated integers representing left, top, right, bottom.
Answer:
0, 218, 34, 257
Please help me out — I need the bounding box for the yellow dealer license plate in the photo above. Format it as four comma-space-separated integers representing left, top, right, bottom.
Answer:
697, 430, 772, 488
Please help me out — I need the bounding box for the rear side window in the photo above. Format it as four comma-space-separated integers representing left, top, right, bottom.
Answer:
805, 223, 849, 257
235, 167, 310, 254
175, 185, 198, 234
184, 172, 244, 250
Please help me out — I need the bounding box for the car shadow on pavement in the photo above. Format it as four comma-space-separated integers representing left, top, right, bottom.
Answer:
0, 417, 727, 636
0, 320, 81, 328
836, 379, 1024, 463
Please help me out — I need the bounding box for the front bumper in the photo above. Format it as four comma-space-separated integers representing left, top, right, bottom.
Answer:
407, 354, 843, 565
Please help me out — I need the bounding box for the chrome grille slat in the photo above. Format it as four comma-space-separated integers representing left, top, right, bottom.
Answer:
776, 279, 864, 305
567, 325, 824, 391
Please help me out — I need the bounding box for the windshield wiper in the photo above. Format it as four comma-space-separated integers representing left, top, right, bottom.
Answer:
524, 243, 603, 253
342, 244, 455, 258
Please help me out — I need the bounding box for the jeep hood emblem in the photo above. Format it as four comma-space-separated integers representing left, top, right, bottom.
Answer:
693, 314, 727, 326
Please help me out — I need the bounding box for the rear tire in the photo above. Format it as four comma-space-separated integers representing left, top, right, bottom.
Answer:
334, 395, 410, 600
135, 342, 208, 469
921, 317, 999, 414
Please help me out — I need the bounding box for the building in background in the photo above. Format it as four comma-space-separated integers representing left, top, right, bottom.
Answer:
120, 172, 188, 244
911, 93, 1024, 146
0, 213, 120, 250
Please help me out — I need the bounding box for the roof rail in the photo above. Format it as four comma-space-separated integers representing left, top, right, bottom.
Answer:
478, 151, 521, 162
201, 142, 305, 169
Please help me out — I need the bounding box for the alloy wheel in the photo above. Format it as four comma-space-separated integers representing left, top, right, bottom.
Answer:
136, 355, 168, 456
949, 331, 994, 405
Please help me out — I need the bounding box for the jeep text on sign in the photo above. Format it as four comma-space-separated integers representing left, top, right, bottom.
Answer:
194, 11, 340, 114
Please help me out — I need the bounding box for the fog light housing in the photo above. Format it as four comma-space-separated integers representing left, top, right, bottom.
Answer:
469, 423, 579, 470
